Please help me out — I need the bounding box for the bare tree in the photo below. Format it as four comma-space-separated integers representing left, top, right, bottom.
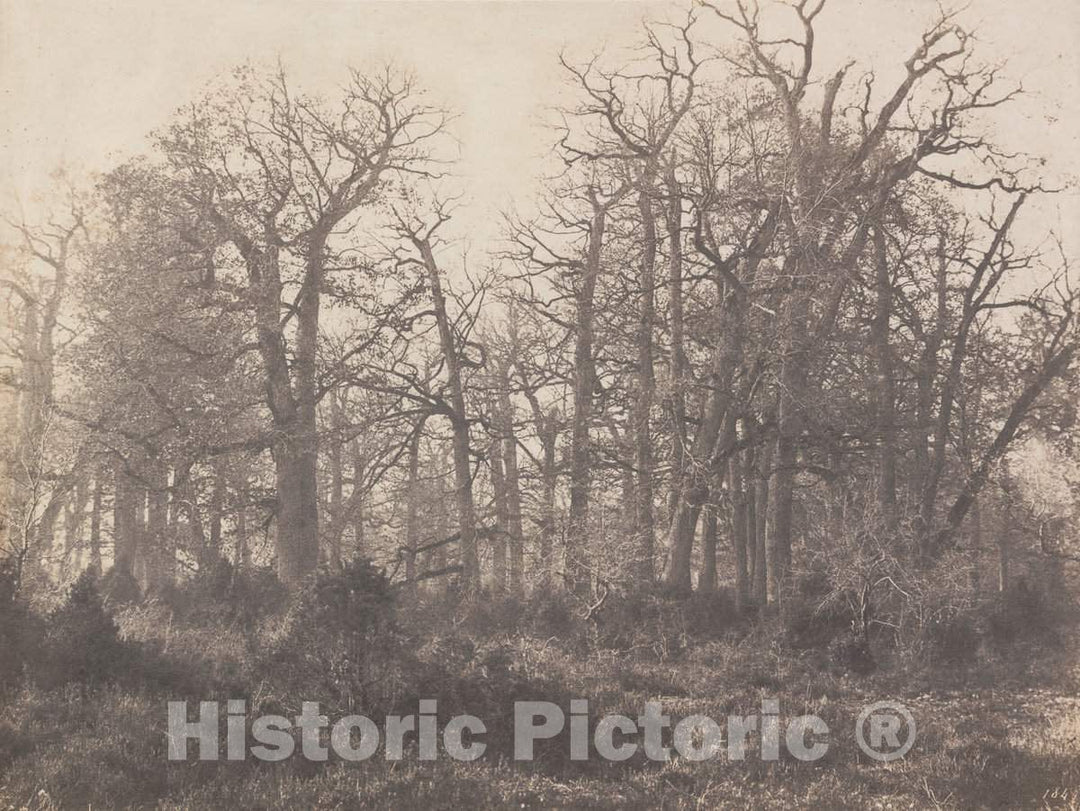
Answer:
158, 65, 448, 585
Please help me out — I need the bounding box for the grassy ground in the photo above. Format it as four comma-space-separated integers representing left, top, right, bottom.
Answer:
1, 584, 1079, 810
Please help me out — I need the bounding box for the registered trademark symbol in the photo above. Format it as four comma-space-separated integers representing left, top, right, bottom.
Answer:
856, 700, 916, 762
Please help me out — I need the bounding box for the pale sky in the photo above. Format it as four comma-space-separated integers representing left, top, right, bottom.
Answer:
1, 0, 1078, 245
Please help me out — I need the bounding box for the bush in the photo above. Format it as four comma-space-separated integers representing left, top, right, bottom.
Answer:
986, 579, 1057, 649
683, 590, 743, 637
0, 560, 42, 697
589, 589, 682, 657
261, 557, 402, 714
829, 633, 876, 675
160, 559, 287, 629
99, 565, 143, 606
780, 594, 848, 651
258, 568, 576, 763
921, 609, 980, 665
529, 589, 576, 635
35, 571, 135, 690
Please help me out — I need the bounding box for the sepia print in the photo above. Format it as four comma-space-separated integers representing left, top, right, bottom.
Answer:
1, 0, 1079, 807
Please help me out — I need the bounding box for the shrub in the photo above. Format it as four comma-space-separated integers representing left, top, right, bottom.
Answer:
161, 559, 287, 629
0, 560, 42, 697
525, 589, 580, 643
683, 590, 743, 637
590, 589, 683, 658
829, 633, 876, 675
779, 593, 849, 652
99, 565, 143, 606
921, 609, 980, 665
986, 578, 1057, 649
261, 557, 402, 714
36, 571, 134, 690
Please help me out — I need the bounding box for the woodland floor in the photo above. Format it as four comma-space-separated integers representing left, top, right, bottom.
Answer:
1, 596, 1078, 810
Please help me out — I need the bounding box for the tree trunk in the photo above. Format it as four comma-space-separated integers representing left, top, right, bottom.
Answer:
871, 226, 898, 529
235, 491, 249, 570
699, 502, 718, 594
112, 462, 139, 578
416, 238, 479, 586
271, 415, 319, 584
663, 277, 743, 592
729, 449, 750, 609
662, 419, 715, 592
351, 441, 366, 556
144, 459, 169, 591
921, 199, 1025, 558
769, 266, 809, 606
176, 462, 207, 570
496, 359, 525, 593
567, 201, 607, 589
753, 427, 771, 604
63, 476, 88, 579
489, 431, 509, 594
430, 444, 452, 580
539, 409, 558, 583
243, 237, 319, 586
936, 340, 1076, 550
89, 475, 103, 577
207, 465, 225, 569
404, 417, 426, 584
327, 392, 345, 569
36, 492, 64, 582
912, 241, 947, 558
997, 517, 1009, 594
634, 180, 657, 583
970, 497, 981, 596
997, 488, 1010, 593
745, 445, 758, 595
768, 428, 796, 607
665, 166, 689, 524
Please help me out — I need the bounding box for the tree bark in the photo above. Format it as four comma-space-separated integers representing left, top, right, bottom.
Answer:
496, 359, 525, 593
327, 391, 345, 569
745, 443, 758, 594
871, 226, 898, 529
112, 462, 139, 578
663, 276, 744, 592
729, 447, 750, 609
62, 477, 88, 579
769, 257, 809, 606
144, 458, 169, 590
350, 441, 366, 556
242, 236, 319, 586
753, 438, 771, 605
665, 167, 688, 523
699, 502, 718, 594
416, 238, 480, 586
489, 427, 509, 594
634, 178, 658, 583
89, 474, 103, 577
567, 199, 608, 589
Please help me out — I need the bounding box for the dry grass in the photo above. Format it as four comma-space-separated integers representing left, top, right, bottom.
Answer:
2, 582, 1078, 810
